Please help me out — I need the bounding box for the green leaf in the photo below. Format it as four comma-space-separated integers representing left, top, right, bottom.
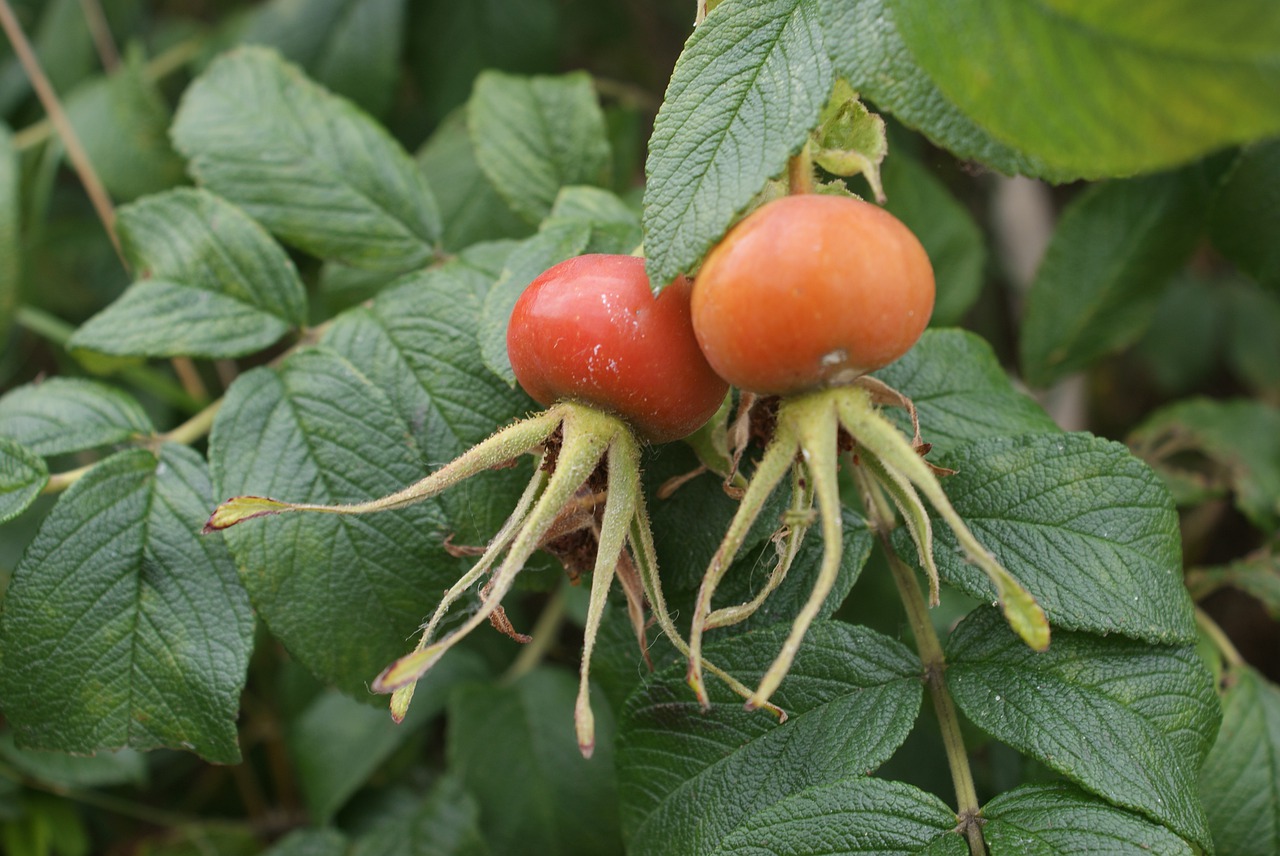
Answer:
322, 254, 534, 542
1199, 665, 1280, 856
0, 123, 18, 346
984, 783, 1196, 855
879, 154, 986, 326
262, 829, 349, 856
1224, 279, 1280, 396
68, 189, 308, 358
0, 733, 146, 789
447, 668, 621, 856
874, 330, 1059, 457
1210, 141, 1280, 291
947, 607, 1218, 850
171, 46, 441, 271
0, 0, 98, 116
906, 433, 1195, 644
0, 446, 254, 763
1188, 554, 1280, 620
1019, 170, 1207, 387
468, 71, 612, 225
643, 0, 832, 287
209, 348, 464, 697
819, 0, 1048, 178
349, 774, 491, 856
62, 53, 186, 201
889, 0, 1280, 178
239, 0, 408, 118
0, 377, 154, 456
1130, 398, 1280, 532
709, 777, 963, 855
0, 438, 47, 524
409, 0, 559, 126
1134, 274, 1227, 395
619, 621, 923, 852
417, 110, 532, 252
289, 650, 488, 821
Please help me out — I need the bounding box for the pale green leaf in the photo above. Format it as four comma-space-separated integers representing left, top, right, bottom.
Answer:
0, 438, 46, 523
68, 188, 308, 358
889, 0, 1280, 178
1020, 170, 1207, 387
948, 608, 1218, 850
644, 0, 831, 287
172, 47, 440, 271
468, 71, 612, 225
0, 446, 254, 763
0, 376, 153, 457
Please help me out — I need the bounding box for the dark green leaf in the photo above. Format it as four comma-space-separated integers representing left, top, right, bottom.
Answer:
874, 330, 1059, 457
0, 377, 154, 456
322, 255, 534, 542
262, 829, 349, 856
1130, 398, 1280, 532
643, 0, 831, 287
0, 123, 18, 346
890, 0, 1280, 178
0, 0, 97, 116
409, 0, 559, 125
289, 650, 487, 821
1224, 279, 1280, 395
350, 775, 491, 856
821, 0, 1049, 178
879, 153, 985, 326
907, 433, 1195, 644
984, 783, 1196, 855
0, 446, 254, 763
240, 0, 408, 117
0, 733, 146, 789
1199, 665, 1280, 856
172, 47, 440, 271
209, 348, 462, 696
619, 621, 923, 852
1019, 171, 1207, 387
1209, 141, 1280, 291
417, 110, 532, 252
448, 668, 621, 856
468, 71, 612, 225
710, 777, 962, 855
68, 189, 308, 358
0, 438, 46, 523
62, 54, 186, 201
947, 607, 1218, 850
1134, 274, 1227, 395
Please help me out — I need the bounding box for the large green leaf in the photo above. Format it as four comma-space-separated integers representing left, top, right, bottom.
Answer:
0, 123, 17, 346
984, 784, 1196, 855
1210, 141, 1280, 292
905, 432, 1194, 644
0, 377, 154, 456
820, 0, 1048, 178
447, 668, 621, 856
1130, 398, 1280, 532
417, 110, 532, 252
1019, 170, 1207, 387
890, 0, 1280, 178
349, 775, 491, 856
947, 608, 1218, 850
643, 0, 831, 287
1199, 665, 1280, 856
239, 0, 408, 118
619, 622, 923, 853
880, 153, 985, 326
0, 733, 146, 789
0, 437, 46, 523
171, 47, 440, 271
288, 650, 488, 822
69, 189, 308, 358
0, 446, 254, 763
322, 250, 534, 542
874, 330, 1059, 457
62, 54, 186, 201
468, 71, 612, 225
209, 348, 463, 697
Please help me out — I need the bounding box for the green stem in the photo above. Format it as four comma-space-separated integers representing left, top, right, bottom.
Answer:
1195, 607, 1245, 669
15, 305, 73, 345
160, 398, 222, 446
503, 583, 569, 684
788, 140, 814, 195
